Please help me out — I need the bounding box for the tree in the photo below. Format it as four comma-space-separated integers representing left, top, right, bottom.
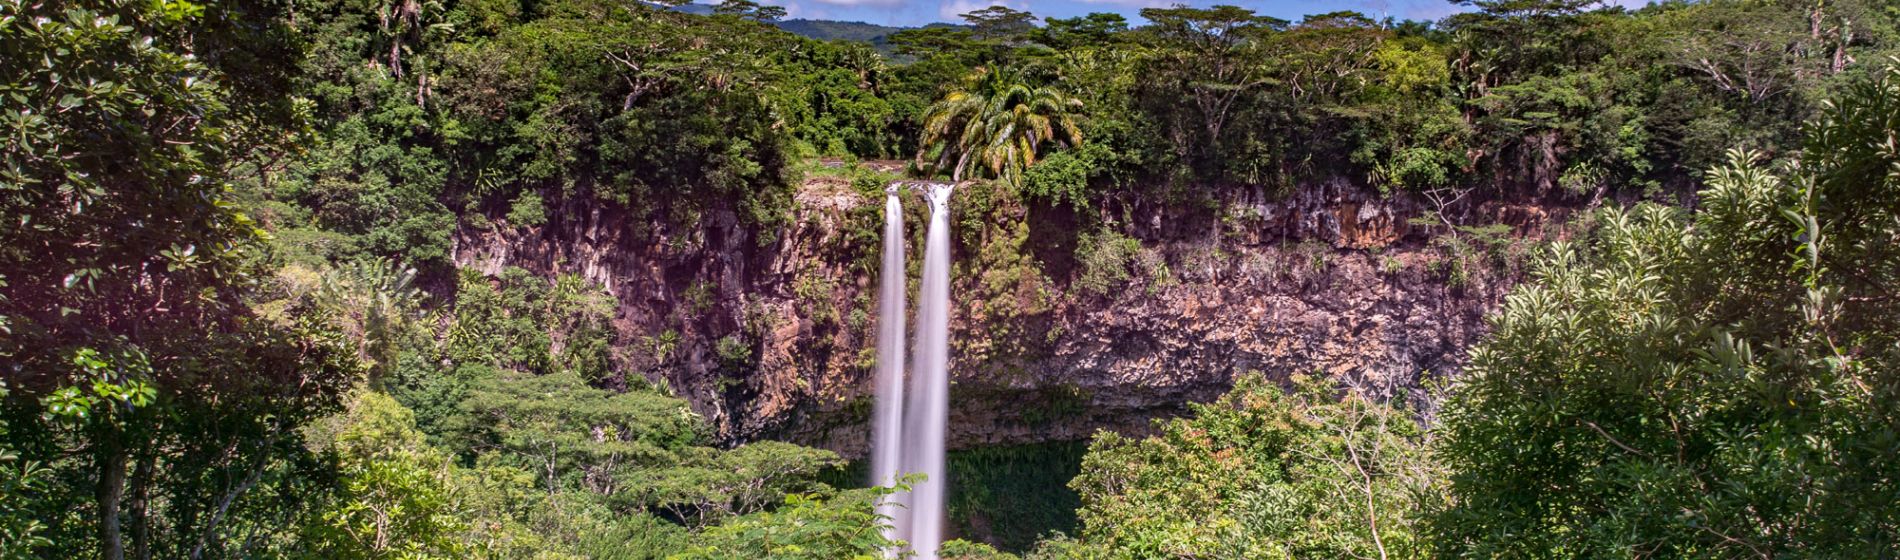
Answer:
918, 68, 1084, 184
371, 0, 452, 80
1273, 11, 1385, 101
1443, 0, 1608, 91
0, 383, 49, 557
1036, 13, 1128, 51
963, 6, 1037, 43
299, 392, 466, 559
673, 488, 897, 560
773, 38, 904, 157
1053, 374, 1439, 559
1133, 5, 1286, 175
452, 369, 842, 527
0, 1, 360, 558
1450, 0, 1603, 18
713, 0, 787, 23
456, 371, 701, 499
1432, 61, 1900, 557
888, 26, 982, 59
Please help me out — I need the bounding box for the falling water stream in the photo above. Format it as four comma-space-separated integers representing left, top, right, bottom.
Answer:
871, 186, 908, 550
875, 182, 954, 559
903, 183, 954, 559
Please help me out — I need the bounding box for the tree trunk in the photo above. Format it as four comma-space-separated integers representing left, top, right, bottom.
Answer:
1809, 2, 1823, 41
130, 451, 155, 560
389, 38, 404, 78
1833, 22, 1853, 74
96, 424, 128, 560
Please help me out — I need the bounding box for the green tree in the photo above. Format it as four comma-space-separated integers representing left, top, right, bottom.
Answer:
773, 39, 903, 157
0, 383, 49, 557
1051, 374, 1439, 559
1036, 13, 1128, 51
713, 0, 787, 22
919, 68, 1084, 184
962, 6, 1037, 43
452, 369, 843, 528
673, 488, 896, 560
0, 1, 361, 557
299, 392, 467, 559
1133, 5, 1285, 177
456, 371, 701, 497
1433, 62, 1900, 557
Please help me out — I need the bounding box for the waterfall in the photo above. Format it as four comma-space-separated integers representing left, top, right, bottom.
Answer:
872, 181, 954, 559
871, 186, 908, 550
901, 182, 954, 559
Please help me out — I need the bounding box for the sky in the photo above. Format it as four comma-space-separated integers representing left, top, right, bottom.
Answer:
759, 0, 1653, 29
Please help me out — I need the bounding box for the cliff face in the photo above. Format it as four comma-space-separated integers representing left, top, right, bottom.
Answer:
453, 176, 1558, 456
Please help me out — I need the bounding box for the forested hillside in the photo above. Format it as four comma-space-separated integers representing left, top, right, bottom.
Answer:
3, 0, 1899, 558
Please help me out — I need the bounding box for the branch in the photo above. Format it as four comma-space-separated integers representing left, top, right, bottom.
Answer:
1581, 419, 1652, 458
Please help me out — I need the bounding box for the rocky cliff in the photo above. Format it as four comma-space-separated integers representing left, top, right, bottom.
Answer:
453, 173, 1563, 456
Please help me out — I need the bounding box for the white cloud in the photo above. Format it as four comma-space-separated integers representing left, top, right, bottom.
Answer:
777, 1, 829, 19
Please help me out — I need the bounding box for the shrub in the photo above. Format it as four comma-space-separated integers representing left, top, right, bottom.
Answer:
1072, 230, 1142, 297
506, 190, 548, 227
1065, 374, 1440, 559
1436, 67, 1900, 554
716, 335, 754, 368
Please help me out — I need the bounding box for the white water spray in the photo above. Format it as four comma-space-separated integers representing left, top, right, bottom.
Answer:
871, 186, 909, 550
900, 182, 954, 559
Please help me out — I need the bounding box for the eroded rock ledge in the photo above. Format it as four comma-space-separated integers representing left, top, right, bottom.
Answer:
453, 177, 1559, 457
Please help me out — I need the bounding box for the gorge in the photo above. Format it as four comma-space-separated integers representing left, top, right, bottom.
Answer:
16, 0, 1898, 557
444, 168, 1567, 550
450, 171, 1550, 455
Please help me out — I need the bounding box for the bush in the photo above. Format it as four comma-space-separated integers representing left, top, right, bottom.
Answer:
1072, 230, 1142, 297
1021, 143, 1116, 209
1064, 374, 1440, 559
506, 190, 548, 227
1435, 64, 1900, 556
716, 335, 755, 368
673, 489, 895, 560
943, 539, 1022, 560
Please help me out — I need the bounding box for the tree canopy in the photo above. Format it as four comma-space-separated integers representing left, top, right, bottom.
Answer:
1433, 61, 1900, 557
7, 0, 1900, 558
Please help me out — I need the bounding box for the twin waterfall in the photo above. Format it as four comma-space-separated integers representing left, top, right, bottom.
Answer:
871, 182, 954, 559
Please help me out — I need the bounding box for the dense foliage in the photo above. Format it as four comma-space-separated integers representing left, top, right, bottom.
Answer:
1041, 374, 1439, 560
1, 0, 360, 556
255, 0, 1900, 280
0, 0, 880, 557
8, 0, 1900, 557
1432, 65, 1900, 556
891, 1, 1900, 212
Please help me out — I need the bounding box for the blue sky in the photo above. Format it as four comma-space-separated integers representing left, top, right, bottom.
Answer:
762, 0, 1651, 28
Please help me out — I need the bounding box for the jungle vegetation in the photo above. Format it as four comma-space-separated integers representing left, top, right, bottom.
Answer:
3, 0, 1899, 557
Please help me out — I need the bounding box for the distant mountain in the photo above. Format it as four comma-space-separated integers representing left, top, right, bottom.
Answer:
664, 2, 970, 54
664, 3, 932, 40
669, 2, 716, 15
773, 19, 907, 43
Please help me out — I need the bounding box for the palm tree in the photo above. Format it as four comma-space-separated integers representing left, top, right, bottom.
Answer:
918, 68, 1084, 184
